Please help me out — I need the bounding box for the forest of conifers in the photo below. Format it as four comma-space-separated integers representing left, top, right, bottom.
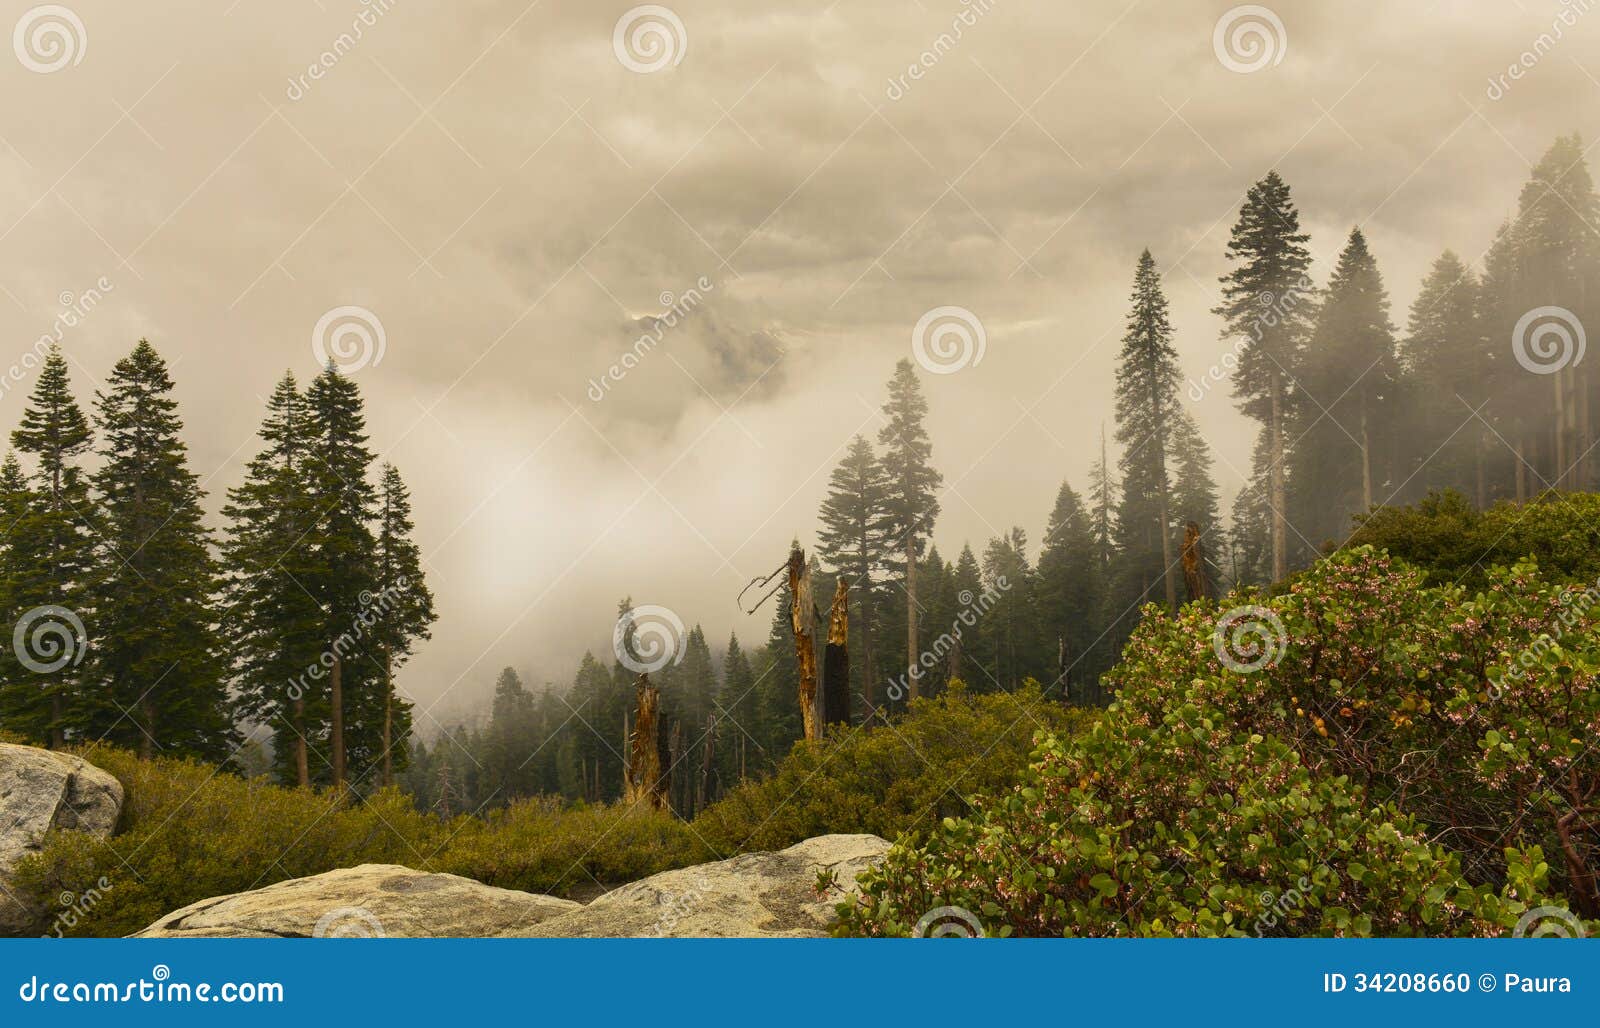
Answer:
407, 133, 1600, 820
0, 134, 1594, 828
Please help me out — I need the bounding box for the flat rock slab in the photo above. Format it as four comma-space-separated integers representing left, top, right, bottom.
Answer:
528, 834, 891, 938
133, 864, 582, 938
0, 743, 124, 935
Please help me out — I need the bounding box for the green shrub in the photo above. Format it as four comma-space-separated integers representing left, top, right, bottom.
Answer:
433, 801, 709, 894
837, 548, 1599, 937
692, 682, 1089, 854
1348, 490, 1600, 587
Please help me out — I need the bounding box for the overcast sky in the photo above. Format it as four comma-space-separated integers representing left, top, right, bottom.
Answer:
1, 0, 1596, 724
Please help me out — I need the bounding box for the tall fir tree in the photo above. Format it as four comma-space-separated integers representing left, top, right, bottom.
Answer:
303, 362, 380, 789
1169, 410, 1221, 567
0, 455, 51, 741
1086, 424, 1117, 579
88, 340, 232, 761
815, 435, 889, 717
221, 373, 326, 785
372, 463, 436, 786
1291, 227, 1399, 551
1111, 250, 1183, 620
1511, 135, 1600, 490
1036, 481, 1105, 700
1401, 252, 1489, 504
7, 348, 95, 746
1215, 171, 1315, 582
877, 359, 942, 700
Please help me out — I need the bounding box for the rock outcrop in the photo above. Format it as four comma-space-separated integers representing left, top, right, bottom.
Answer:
0, 743, 124, 934
530, 834, 890, 938
133, 864, 584, 938
135, 834, 891, 938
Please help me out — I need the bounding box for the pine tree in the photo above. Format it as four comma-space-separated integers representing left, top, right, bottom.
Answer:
88, 340, 232, 761
1228, 428, 1276, 587
877, 359, 942, 699
948, 544, 983, 687
1216, 171, 1315, 582
1511, 135, 1600, 490
1291, 227, 1398, 550
303, 363, 379, 790
1479, 220, 1533, 500
1036, 481, 1107, 700
1112, 250, 1183, 617
815, 435, 889, 717
1086, 425, 1116, 578
372, 463, 436, 786
713, 631, 759, 786
1169, 410, 1221, 564
0, 455, 52, 742
7, 349, 95, 746
1401, 252, 1488, 503
976, 528, 1038, 692
221, 373, 325, 785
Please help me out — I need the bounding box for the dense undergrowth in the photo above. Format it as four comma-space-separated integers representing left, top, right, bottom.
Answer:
8, 686, 1072, 937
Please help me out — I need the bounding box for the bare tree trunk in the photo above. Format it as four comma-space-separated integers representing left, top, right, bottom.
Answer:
823, 578, 850, 728
787, 548, 820, 740
1269, 370, 1288, 582
1181, 521, 1212, 602
49, 696, 63, 750
330, 652, 345, 792
624, 675, 667, 811
905, 534, 919, 699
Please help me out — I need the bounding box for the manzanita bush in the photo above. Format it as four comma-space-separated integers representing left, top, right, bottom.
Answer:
837, 547, 1599, 937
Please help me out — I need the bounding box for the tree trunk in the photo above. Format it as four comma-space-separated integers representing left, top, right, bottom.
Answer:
905, 534, 920, 699
1269, 370, 1288, 581
293, 697, 310, 788
1181, 521, 1212, 602
330, 652, 345, 792
1555, 369, 1569, 489
1360, 406, 1373, 511
1515, 433, 1528, 501
381, 649, 393, 787
823, 578, 850, 728
859, 581, 875, 722
1158, 487, 1176, 610
624, 675, 667, 811
787, 548, 820, 740
49, 695, 64, 750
